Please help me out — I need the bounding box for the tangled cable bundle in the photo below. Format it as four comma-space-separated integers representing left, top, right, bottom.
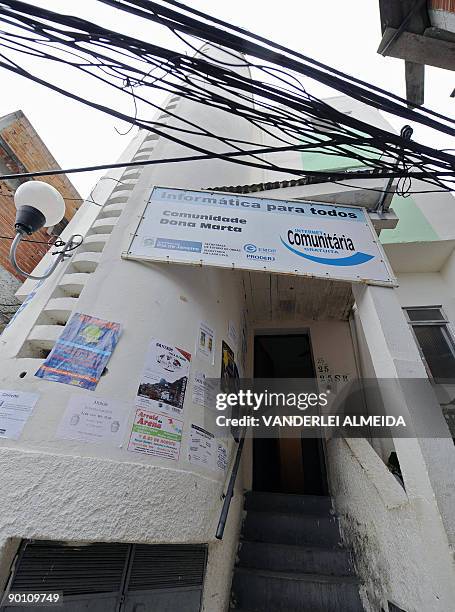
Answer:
0, 0, 453, 194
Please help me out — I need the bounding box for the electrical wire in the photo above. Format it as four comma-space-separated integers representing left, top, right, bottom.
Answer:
0, 0, 453, 192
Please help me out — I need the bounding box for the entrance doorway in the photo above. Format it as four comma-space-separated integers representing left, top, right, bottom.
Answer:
253, 334, 329, 496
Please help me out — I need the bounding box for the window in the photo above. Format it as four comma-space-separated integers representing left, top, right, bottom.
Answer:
404, 307, 455, 382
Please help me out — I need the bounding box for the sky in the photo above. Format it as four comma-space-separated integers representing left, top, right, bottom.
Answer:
0, 0, 453, 198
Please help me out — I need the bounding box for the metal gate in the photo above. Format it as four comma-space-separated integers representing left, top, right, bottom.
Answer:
1, 540, 208, 612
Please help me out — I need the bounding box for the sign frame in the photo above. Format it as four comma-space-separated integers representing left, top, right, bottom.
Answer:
122, 186, 396, 287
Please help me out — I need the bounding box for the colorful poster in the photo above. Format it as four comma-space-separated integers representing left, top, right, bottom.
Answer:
0, 389, 39, 439
188, 424, 228, 472
192, 371, 217, 410
196, 321, 215, 363
57, 394, 128, 446
35, 313, 121, 390
221, 341, 238, 386
136, 338, 191, 416
128, 409, 183, 461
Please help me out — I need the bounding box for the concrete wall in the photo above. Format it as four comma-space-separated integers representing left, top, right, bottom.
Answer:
329, 282, 455, 612
329, 436, 455, 612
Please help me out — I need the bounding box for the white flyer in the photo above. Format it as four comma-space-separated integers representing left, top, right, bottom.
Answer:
196, 321, 215, 363
188, 424, 228, 472
192, 371, 217, 410
136, 338, 191, 416
216, 441, 228, 472
188, 424, 215, 468
57, 394, 128, 446
0, 389, 39, 439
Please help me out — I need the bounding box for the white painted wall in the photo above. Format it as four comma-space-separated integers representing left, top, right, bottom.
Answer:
0, 45, 263, 611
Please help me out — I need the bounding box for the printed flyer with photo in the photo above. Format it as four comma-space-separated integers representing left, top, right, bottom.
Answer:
136, 338, 191, 416
196, 321, 215, 363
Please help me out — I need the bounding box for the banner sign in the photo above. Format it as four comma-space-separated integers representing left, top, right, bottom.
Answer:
124, 187, 394, 285
35, 313, 122, 390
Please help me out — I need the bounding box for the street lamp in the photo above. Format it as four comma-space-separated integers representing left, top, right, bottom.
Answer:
10, 181, 83, 280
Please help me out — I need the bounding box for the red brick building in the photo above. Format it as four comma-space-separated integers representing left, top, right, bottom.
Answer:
0, 110, 81, 330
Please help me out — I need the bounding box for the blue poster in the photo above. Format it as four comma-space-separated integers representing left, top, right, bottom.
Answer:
35, 313, 122, 390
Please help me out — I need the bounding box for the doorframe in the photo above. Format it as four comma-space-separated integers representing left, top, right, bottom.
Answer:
252, 327, 331, 496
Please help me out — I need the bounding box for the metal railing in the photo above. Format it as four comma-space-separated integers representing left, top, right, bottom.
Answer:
215, 433, 246, 540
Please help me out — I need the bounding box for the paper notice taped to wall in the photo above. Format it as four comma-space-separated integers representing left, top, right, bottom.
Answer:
192, 371, 217, 410
0, 389, 39, 439
188, 424, 228, 472
57, 394, 128, 446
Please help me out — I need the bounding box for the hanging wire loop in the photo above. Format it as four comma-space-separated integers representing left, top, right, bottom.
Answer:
9, 233, 84, 280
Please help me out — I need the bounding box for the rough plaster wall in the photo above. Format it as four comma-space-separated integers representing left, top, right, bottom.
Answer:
202, 494, 243, 612
0, 447, 243, 609
328, 437, 455, 612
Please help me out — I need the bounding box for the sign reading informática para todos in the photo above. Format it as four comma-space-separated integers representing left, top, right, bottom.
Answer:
124, 187, 395, 285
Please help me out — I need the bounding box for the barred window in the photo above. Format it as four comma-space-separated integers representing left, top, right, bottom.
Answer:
404, 307, 455, 382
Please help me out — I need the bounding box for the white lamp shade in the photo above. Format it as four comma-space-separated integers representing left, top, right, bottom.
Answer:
14, 181, 65, 227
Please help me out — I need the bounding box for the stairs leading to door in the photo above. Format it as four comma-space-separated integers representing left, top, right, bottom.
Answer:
230, 491, 364, 612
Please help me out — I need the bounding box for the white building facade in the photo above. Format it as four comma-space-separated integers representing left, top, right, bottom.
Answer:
0, 49, 454, 612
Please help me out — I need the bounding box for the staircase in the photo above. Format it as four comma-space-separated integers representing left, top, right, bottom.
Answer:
230, 491, 364, 612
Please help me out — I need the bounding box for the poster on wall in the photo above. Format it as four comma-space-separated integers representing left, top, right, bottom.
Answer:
136, 338, 191, 416
128, 409, 183, 461
57, 394, 128, 446
0, 389, 39, 439
188, 424, 215, 468
188, 424, 228, 472
192, 371, 217, 410
196, 321, 215, 363
35, 313, 122, 390
221, 341, 238, 388
124, 187, 395, 286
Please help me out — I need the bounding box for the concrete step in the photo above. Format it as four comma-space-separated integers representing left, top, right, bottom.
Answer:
231, 567, 363, 612
245, 491, 332, 515
242, 512, 340, 548
237, 541, 355, 576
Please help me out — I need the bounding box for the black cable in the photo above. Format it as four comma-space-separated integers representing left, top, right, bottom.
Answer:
0, 0, 453, 190
0, 138, 453, 182
156, 0, 450, 126
97, 0, 455, 133
0, 234, 53, 244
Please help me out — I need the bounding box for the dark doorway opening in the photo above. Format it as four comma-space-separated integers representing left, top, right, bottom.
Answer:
253, 334, 329, 496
